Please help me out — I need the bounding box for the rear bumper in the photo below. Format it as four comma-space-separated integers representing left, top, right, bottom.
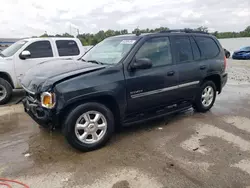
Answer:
22, 98, 56, 128
221, 73, 228, 90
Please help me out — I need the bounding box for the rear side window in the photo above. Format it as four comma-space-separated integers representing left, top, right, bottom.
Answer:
24, 41, 53, 58
195, 36, 220, 59
173, 36, 193, 63
190, 37, 201, 60
56, 40, 80, 56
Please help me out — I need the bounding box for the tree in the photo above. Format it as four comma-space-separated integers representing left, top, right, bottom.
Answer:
213, 31, 218, 37
62, 33, 74, 37
121, 29, 128, 34
245, 26, 250, 33
196, 26, 208, 33
38, 26, 250, 46
40, 32, 48, 37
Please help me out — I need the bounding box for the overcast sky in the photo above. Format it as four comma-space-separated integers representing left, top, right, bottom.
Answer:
0, 0, 249, 38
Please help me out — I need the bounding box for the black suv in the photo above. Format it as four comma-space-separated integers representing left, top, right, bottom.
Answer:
22, 30, 228, 151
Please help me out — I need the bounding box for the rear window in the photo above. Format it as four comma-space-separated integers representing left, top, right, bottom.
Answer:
195, 36, 220, 59
56, 40, 80, 56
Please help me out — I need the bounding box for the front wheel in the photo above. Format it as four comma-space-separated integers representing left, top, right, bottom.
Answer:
193, 81, 216, 113
64, 102, 115, 151
0, 78, 12, 105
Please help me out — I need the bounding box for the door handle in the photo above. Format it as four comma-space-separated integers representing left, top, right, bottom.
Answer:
167, 71, 175, 76
200, 65, 207, 70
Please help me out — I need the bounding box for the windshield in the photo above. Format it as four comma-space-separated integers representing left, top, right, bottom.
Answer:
82, 37, 138, 65
240, 46, 250, 51
1, 40, 28, 57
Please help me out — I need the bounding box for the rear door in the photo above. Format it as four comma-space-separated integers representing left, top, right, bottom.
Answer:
171, 35, 205, 100
124, 36, 179, 113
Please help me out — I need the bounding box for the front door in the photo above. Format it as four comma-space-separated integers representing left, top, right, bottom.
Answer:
124, 36, 179, 114
14, 40, 54, 86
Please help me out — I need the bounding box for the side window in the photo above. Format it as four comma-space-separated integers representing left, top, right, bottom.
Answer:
195, 36, 220, 59
24, 41, 53, 58
135, 37, 172, 67
190, 37, 201, 60
173, 36, 193, 63
56, 40, 80, 56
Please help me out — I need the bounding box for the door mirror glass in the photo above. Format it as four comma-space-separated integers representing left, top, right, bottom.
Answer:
19, 50, 31, 59
130, 58, 152, 70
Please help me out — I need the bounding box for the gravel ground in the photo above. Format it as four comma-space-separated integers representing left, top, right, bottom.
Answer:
1, 59, 250, 188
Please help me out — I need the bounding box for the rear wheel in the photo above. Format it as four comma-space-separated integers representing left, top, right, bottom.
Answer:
64, 102, 114, 151
193, 81, 216, 113
0, 78, 12, 105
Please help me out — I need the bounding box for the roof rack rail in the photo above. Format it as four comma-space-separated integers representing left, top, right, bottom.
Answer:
159, 29, 209, 34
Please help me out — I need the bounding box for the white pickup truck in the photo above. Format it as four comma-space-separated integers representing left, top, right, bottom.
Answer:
0, 37, 84, 104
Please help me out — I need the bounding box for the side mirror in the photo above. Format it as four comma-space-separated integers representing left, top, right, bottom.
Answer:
19, 50, 31, 60
130, 58, 152, 71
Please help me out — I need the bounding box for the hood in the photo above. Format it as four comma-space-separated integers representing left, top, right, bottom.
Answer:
21, 59, 105, 93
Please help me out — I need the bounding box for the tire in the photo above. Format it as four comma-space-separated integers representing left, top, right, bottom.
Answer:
64, 102, 115, 152
0, 78, 12, 105
226, 52, 230, 58
193, 81, 216, 113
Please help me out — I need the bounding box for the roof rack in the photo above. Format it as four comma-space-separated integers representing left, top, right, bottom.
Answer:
159, 29, 209, 34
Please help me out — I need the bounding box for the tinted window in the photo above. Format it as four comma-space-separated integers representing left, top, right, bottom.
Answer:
24, 41, 53, 58
195, 36, 219, 58
190, 37, 201, 60
56, 40, 80, 56
136, 37, 172, 67
174, 36, 193, 63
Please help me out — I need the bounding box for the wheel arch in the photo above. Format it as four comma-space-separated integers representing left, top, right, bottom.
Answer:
203, 74, 221, 93
59, 94, 122, 130
0, 72, 14, 88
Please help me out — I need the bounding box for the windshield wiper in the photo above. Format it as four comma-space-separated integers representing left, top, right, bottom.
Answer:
0, 52, 5, 57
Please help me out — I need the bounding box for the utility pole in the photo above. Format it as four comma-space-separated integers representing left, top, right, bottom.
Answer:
77, 29, 79, 38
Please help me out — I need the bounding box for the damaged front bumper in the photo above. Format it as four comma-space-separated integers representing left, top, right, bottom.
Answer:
22, 97, 57, 129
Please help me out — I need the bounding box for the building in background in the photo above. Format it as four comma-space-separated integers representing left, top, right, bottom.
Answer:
0, 38, 20, 50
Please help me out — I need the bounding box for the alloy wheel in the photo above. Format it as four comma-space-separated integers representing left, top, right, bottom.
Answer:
74, 111, 107, 144
201, 86, 214, 107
